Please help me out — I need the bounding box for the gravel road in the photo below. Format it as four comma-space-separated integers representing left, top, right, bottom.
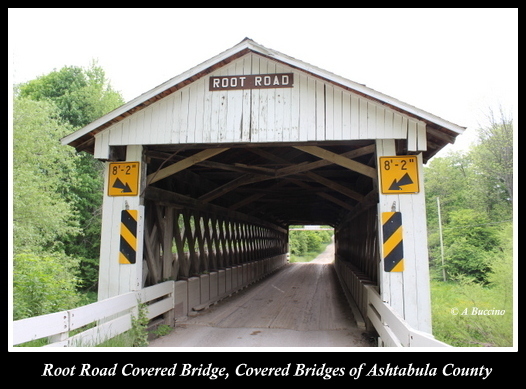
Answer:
148, 241, 373, 348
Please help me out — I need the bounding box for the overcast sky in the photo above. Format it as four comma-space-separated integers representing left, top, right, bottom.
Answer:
9, 8, 518, 156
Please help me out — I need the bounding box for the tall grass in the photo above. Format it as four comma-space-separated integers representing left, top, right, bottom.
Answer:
430, 257, 513, 346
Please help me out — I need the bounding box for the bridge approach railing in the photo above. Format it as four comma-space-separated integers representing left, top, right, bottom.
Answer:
334, 256, 451, 347
12, 255, 286, 347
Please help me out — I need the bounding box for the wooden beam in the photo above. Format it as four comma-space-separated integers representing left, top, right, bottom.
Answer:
245, 146, 365, 202
198, 173, 272, 203
289, 179, 354, 211
147, 148, 229, 185
228, 181, 288, 211
293, 146, 377, 178
276, 143, 375, 177
304, 172, 364, 202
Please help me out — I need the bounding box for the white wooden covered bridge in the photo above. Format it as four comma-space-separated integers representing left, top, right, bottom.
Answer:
59, 38, 464, 346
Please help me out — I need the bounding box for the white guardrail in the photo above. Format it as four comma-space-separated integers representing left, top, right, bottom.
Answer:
13, 263, 451, 347
365, 284, 451, 347
12, 280, 175, 347
334, 256, 450, 347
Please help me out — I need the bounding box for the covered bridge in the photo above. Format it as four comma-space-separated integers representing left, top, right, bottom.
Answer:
62, 38, 464, 340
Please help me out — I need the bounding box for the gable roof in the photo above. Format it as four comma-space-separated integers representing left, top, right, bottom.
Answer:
61, 38, 465, 158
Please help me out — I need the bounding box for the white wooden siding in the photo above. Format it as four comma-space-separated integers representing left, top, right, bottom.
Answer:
94, 54, 426, 158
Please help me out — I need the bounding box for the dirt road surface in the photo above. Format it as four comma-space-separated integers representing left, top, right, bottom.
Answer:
148, 241, 373, 348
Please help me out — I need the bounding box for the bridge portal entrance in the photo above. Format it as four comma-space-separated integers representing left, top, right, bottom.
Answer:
62, 38, 464, 339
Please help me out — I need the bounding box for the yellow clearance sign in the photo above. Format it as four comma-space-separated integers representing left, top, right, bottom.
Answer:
379, 156, 419, 194
108, 162, 140, 196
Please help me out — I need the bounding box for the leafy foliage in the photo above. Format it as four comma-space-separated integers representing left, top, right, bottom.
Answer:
289, 228, 333, 261
15, 62, 124, 292
425, 113, 513, 283
18, 62, 123, 128
13, 252, 81, 320
12, 97, 80, 251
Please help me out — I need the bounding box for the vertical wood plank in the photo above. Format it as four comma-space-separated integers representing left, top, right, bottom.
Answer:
290, 70, 300, 141
316, 80, 325, 140
307, 76, 317, 140
241, 55, 252, 142
325, 84, 334, 140
258, 59, 269, 142
203, 76, 213, 143
398, 153, 432, 332
195, 79, 206, 144
407, 119, 417, 151
417, 121, 427, 151
376, 105, 385, 139
359, 98, 368, 139
171, 91, 182, 144
349, 94, 359, 139
94, 130, 110, 159
126, 115, 137, 145
334, 87, 343, 140
149, 103, 161, 145
265, 61, 276, 142
180, 88, 190, 144
376, 139, 398, 310
384, 109, 394, 139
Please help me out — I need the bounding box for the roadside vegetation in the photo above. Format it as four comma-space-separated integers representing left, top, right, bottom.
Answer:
424, 109, 514, 346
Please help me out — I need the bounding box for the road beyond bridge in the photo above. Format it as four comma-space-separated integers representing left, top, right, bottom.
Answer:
148, 242, 375, 348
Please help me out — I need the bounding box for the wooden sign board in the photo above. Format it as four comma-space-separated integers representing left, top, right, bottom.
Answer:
209, 73, 294, 91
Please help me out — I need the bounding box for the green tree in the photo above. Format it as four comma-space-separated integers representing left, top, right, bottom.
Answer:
424, 151, 476, 224
289, 230, 308, 256
470, 109, 513, 217
12, 97, 80, 252
18, 62, 123, 128
442, 209, 500, 283
17, 62, 124, 290
424, 109, 513, 282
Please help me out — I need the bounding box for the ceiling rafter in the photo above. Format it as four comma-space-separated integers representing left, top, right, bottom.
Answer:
146, 148, 229, 185
293, 145, 377, 179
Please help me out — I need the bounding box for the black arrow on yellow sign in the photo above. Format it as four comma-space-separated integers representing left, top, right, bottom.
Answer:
388, 173, 414, 191
112, 178, 133, 193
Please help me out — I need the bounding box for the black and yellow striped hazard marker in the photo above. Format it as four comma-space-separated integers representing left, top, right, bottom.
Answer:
382, 212, 404, 272
120, 209, 138, 264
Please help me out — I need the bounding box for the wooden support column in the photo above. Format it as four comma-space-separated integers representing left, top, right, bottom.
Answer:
98, 145, 145, 300
376, 139, 432, 334
162, 207, 175, 281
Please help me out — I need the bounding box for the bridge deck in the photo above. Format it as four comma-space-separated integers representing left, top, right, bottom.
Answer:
148, 242, 374, 348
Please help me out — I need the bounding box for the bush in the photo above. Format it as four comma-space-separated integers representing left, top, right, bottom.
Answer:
289, 229, 333, 258
13, 251, 82, 320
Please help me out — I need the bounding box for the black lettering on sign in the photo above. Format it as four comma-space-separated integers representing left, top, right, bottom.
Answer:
209, 73, 294, 91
